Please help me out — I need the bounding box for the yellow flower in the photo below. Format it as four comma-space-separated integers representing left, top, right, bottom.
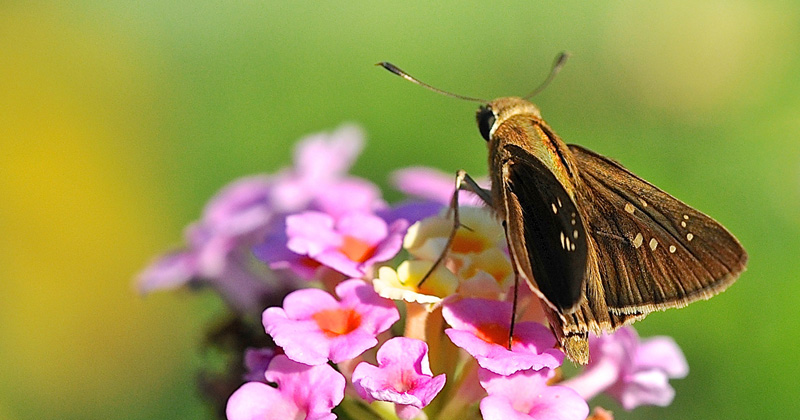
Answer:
373, 260, 458, 310
403, 207, 505, 261
456, 248, 514, 299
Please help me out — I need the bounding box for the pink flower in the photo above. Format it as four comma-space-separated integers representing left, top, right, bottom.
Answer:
352, 337, 446, 420
479, 368, 589, 420
284, 211, 407, 278
263, 279, 400, 365
442, 298, 564, 375
137, 176, 279, 314
253, 220, 326, 280
226, 355, 345, 420
562, 327, 689, 410
269, 124, 385, 217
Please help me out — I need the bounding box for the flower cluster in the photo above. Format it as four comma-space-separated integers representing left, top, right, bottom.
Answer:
138, 125, 689, 420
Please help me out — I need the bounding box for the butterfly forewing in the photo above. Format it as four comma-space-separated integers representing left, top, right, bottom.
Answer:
569, 144, 747, 313
502, 144, 588, 312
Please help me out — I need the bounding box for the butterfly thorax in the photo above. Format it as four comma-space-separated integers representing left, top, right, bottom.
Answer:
485, 97, 578, 213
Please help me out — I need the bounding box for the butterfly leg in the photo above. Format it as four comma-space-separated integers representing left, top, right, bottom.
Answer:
416, 170, 491, 288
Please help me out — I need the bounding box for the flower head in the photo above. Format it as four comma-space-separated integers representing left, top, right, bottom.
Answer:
404, 207, 505, 262
226, 355, 345, 420
269, 124, 385, 217
281, 211, 407, 278
442, 298, 564, 375
262, 279, 400, 365
563, 327, 689, 410
479, 367, 589, 420
352, 337, 446, 420
137, 176, 277, 314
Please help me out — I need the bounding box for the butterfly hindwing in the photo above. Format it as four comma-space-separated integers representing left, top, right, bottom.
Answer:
569, 144, 747, 314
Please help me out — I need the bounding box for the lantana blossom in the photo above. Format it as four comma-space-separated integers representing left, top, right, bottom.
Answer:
269, 124, 385, 217
137, 176, 278, 314
283, 211, 407, 278
227, 355, 345, 420
442, 298, 564, 375
138, 125, 694, 419
403, 207, 505, 262
478, 367, 589, 420
352, 337, 446, 420
563, 327, 688, 410
263, 279, 400, 365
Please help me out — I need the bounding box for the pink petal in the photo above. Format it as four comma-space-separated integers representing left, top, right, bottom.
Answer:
337, 279, 400, 334
265, 355, 345, 417
443, 299, 563, 374
136, 250, 196, 294
636, 336, 689, 378
480, 395, 533, 420
391, 167, 489, 206
612, 369, 675, 410
279, 288, 341, 319
352, 337, 446, 411
336, 212, 388, 245
285, 212, 342, 255
294, 124, 364, 181
479, 368, 588, 420
314, 177, 385, 217
263, 310, 331, 365
226, 382, 300, 420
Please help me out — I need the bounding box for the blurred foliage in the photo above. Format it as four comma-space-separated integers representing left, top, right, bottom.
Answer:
1, 1, 798, 419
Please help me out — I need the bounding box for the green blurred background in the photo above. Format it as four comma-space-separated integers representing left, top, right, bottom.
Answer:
1, 1, 798, 419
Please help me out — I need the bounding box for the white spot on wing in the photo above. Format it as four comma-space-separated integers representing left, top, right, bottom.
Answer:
683, 215, 689, 220
557, 197, 562, 208
649, 238, 658, 250
669, 245, 677, 253
624, 203, 635, 214
552, 203, 558, 214
686, 233, 694, 241
633, 233, 644, 248
640, 199, 648, 207
560, 231, 565, 248
573, 230, 578, 239
681, 221, 687, 228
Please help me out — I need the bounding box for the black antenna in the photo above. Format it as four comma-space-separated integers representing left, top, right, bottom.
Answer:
522, 51, 570, 99
376, 62, 487, 103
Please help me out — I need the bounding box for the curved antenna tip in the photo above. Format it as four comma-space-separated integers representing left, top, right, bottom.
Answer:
376, 61, 486, 103
523, 51, 571, 99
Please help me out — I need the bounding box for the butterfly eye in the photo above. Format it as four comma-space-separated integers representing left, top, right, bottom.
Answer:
476, 106, 496, 142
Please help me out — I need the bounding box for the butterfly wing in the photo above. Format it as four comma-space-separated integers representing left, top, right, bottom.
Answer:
568, 144, 747, 315
501, 144, 589, 313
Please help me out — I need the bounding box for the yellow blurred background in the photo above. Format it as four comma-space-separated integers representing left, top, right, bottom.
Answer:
1, 1, 798, 419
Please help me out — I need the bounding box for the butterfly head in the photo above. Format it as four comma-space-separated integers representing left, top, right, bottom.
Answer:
476, 97, 542, 142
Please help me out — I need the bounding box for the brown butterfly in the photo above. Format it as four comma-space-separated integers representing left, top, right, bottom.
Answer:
378, 55, 747, 364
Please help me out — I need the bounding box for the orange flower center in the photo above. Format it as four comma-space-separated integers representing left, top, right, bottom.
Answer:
311, 308, 362, 337
339, 235, 377, 263
474, 322, 513, 346
451, 230, 489, 254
